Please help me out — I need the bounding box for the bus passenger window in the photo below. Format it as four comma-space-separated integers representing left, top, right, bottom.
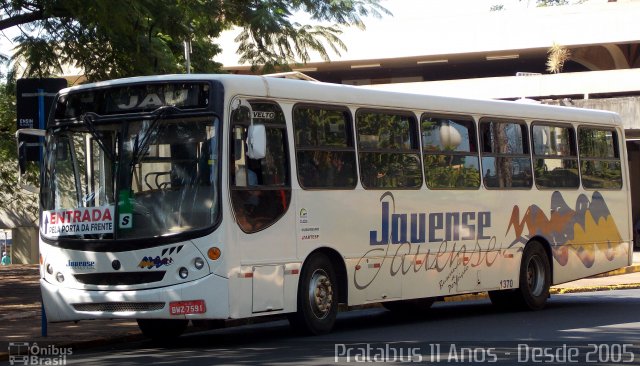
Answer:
229, 100, 291, 233
532, 123, 579, 189
480, 119, 532, 189
293, 104, 357, 189
356, 109, 422, 189
578, 127, 622, 189
421, 114, 480, 189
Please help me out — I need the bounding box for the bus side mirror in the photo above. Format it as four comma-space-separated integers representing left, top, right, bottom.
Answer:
18, 141, 28, 174
246, 124, 266, 160
231, 97, 266, 159
15, 128, 46, 193
55, 142, 68, 161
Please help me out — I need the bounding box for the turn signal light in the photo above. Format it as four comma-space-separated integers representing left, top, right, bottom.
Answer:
208, 247, 221, 260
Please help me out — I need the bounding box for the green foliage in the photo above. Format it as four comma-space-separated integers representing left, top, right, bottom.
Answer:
12, 36, 64, 78
1, 0, 389, 81
0, 83, 38, 222
0, 83, 16, 160
229, 0, 389, 72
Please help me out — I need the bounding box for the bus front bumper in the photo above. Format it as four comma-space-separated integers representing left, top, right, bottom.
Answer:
40, 273, 230, 322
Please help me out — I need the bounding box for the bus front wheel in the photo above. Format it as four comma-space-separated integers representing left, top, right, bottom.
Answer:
137, 319, 189, 341
288, 254, 338, 335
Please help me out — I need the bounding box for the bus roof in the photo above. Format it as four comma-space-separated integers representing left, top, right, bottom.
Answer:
61, 74, 622, 127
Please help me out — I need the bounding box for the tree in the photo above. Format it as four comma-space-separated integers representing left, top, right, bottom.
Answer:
0, 83, 38, 225
0, 0, 390, 81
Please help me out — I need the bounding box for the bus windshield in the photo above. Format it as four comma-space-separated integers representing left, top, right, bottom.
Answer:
40, 113, 220, 241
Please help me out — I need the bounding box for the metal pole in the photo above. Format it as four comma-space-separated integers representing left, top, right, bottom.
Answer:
184, 40, 191, 74
2, 230, 6, 260
38, 88, 45, 161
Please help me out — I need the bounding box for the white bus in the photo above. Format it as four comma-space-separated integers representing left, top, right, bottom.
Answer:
20, 74, 633, 339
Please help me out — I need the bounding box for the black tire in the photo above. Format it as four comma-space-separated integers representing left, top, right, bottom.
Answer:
518, 242, 551, 310
489, 242, 550, 311
288, 254, 338, 335
137, 319, 189, 341
382, 298, 434, 313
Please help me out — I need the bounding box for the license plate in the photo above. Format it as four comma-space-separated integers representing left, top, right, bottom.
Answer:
169, 300, 206, 315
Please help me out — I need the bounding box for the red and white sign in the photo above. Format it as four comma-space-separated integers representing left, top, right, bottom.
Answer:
43, 206, 115, 237
169, 300, 206, 315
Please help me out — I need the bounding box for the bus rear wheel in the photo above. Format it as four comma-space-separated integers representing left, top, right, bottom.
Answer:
137, 319, 189, 341
518, 242, 551, 310
288, 253, 338, 335
489, 242, 550, 311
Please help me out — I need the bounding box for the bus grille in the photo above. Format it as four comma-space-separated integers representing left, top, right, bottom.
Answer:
72, 302, 165, 312
73, 271, 166, 286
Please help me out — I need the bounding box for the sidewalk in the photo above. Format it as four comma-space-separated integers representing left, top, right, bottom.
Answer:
1, 252, 639, 360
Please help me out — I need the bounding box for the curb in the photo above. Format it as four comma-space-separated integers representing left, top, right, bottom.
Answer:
590, 264, 640, 278
552, 283, 640, 294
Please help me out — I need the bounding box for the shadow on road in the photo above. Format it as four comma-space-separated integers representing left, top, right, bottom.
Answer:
74, 290, 640, 366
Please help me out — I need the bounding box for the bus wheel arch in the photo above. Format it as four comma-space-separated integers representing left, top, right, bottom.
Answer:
518, 239, 552, 310
316, 248, 348, 304
527, 236, 554, 285
489, 238, 552, 311
288, 248, 346, 335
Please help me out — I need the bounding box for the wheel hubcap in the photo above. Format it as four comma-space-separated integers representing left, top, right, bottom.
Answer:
308, 269, 333, 319
526, 255, 545, 297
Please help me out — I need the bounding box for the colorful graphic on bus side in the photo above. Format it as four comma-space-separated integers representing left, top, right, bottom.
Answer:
507, 191, 622, 268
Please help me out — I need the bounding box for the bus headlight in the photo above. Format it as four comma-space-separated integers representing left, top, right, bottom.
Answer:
179, 267, 189, 279
46, 264, 54, 275
194, 257, 205, 270
55, 272, 65, 283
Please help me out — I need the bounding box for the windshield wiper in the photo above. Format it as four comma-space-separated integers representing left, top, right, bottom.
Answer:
82, 112, 116, 162
129, 106, 181, 168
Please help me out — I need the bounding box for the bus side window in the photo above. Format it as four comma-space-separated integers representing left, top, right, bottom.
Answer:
421, 114, 480, 189
531, 123, 579, 189
356, 109, 422, 189
577, 127, 622, 189
480, 118, 532, 189
230, 100, 291, 233
293, 104, 357, 189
